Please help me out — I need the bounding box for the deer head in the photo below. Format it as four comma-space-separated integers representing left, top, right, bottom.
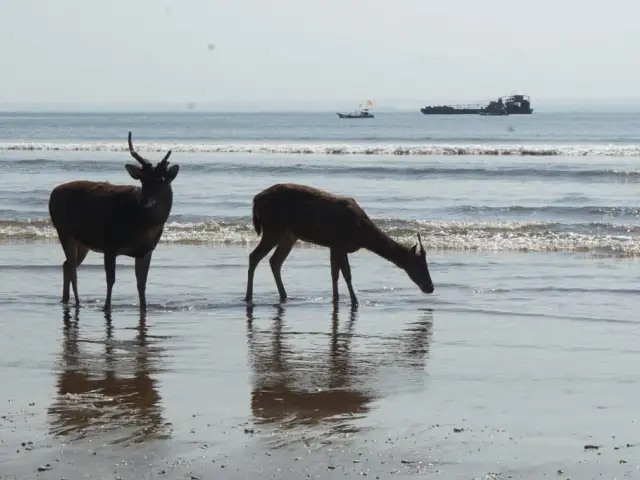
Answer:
124, 131, 180, 208
404, 232, 434, 294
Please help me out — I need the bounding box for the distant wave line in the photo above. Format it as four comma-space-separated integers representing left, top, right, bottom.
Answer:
4, 205, 640, 224
454, 205, 640, 216
5, 158, 640, 181
5, 141, 640, 156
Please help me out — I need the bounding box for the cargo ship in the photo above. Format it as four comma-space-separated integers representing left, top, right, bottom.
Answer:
420, 94, 533, 115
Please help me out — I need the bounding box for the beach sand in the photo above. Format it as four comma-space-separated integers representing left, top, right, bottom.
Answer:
1, 243, 639, 479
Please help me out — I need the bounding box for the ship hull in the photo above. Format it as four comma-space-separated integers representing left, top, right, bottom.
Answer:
420, 107, 533, 115
420, 107, 482, 115
504, 107, 534, 114
337, 112, 375, 119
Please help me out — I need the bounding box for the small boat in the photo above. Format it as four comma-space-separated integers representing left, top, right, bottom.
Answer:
337, 109, 375, 119
337, 99, 375, 119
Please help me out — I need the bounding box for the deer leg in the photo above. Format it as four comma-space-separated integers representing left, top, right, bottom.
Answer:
103, 254, 116, 311
339, 253, 358, 306
269, 233, 297, 302
69, 245, 90, 304
245, 231, 280, 303
330, 249, 342, 304
55, 232, 70, 303
62, 244, 89, 305
61, 259, 71, 304
60, 237, 79, 305
135, 253, 152, 311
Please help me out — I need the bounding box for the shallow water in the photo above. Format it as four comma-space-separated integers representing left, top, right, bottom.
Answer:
2, 111, 640, 478
1, 244, 640, 478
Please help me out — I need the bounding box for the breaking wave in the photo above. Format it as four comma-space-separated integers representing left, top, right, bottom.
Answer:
5, 158, 640, 182
3, 218, 640, 256
4, 141, 640, 157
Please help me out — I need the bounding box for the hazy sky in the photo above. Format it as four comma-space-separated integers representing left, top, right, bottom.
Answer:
1, 0, 639, 108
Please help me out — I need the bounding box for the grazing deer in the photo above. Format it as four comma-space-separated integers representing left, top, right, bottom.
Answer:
48, 132, 180, 310
244, 183, 434, 305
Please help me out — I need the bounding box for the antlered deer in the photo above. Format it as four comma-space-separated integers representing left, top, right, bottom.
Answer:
48, 132, 180, 310
244, 183, 434, 305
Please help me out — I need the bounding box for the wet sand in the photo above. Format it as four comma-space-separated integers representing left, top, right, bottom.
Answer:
1, 244, 640, 479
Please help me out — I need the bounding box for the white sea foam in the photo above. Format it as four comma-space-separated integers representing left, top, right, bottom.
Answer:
3, 142, 640, 157
2, 218, 640, 256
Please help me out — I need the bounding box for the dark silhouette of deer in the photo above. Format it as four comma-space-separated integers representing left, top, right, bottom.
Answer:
48, 132, 180, 310
244, 183, 434, 305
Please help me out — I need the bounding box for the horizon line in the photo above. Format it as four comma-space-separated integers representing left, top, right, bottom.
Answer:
3, 97, 640, 113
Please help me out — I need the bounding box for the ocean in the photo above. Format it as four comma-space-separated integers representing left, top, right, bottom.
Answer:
1, 110, 639, 478
4, 111, 640, 254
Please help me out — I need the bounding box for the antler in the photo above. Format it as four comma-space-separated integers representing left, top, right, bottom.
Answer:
417, 231, 425, 252
159, 149, 172, 166
127, 131, 151, 166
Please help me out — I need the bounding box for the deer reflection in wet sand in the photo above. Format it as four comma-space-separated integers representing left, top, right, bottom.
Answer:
47, 307, 168, 444
245, 305, 433, 432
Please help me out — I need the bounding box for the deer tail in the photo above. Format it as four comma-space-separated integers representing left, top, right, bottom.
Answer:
252, 202, 262, 236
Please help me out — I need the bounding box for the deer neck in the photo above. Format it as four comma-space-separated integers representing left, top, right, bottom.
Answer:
138, 188, 173, 226
362, 225, 410, 269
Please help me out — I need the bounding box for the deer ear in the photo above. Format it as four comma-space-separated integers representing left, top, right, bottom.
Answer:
410, 244, 418, 255
165, 164, 180, 182
125, 164, 144, 180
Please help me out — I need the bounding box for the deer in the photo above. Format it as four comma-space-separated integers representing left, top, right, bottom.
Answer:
244, 183, 434, 305
48, 131, 180, 311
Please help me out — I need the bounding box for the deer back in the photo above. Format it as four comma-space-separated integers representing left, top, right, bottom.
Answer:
254, 184, 374, 250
